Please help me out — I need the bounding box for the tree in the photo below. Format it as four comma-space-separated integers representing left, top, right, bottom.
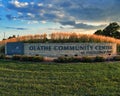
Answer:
113, 31, 120, 39
103, 22, 120, 37
94, 30, 103, 35
94, 22, 120, 39
8, 35, 16, 39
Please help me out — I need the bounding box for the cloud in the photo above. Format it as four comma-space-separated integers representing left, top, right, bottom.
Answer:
37, 3, 43, 7
5, 26, 28, 30
3, 0, 120, 29
27, 21, 39, 24
10, 0, 29, 8
60, 21, 106, 29
60, 21, 75, 26
27, 13, 35, 18
41, 21, 46, 24
73, 23, 106, 29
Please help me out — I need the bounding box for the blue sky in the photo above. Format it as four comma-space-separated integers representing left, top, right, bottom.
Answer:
0, 0, 120, 40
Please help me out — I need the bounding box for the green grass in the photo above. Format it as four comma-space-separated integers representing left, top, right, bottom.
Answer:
0, 60, 120, 96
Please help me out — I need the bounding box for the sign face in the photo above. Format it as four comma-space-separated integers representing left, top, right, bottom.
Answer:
24, 43, 116, 57
6, 42, 24, 55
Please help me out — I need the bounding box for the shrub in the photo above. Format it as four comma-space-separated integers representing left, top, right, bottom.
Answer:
0, 46, 5, 54
54, 56, 82, 63
94, 56, 106, 62
54, 57, 74, 63
81, 57, 94, 63
72, 57, 82, 62
32, 56, 43, 62
0, 54, 5, 59
54, 57, 65, 63
113, 56, 120, 61
12, 55, 21, 60
5, 56, 12, 60
20, 55, 30, 61
117, 45, 120, 54
27, 56, 34, 61
55, 56, 101, 63
12, 55, 44, 62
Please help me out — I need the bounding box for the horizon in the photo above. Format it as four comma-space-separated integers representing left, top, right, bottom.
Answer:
0, 0, 120, 40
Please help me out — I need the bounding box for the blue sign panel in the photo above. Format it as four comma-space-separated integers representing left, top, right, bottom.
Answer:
6, 42, 24, 55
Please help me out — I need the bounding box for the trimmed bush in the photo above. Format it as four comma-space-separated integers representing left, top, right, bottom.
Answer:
81, 57, 94, 63
27, 56, 34, 61
20, 55, 30, 61
12, 55, 44, 62
72, 57, 82, 62
0, 54, 5, 59
117, 45, 120, 53
20, 56, 43, 62
55, 56, 108, 63
3, 54, 120, 62
113, 56, 120, 61
54, 57, 66, 63
4, 56, 12, 60
0, 46, 5, 54
94, 56, 106, 62
12, 55, 22, 60
32, 56, 43, 62
54, 57, 73, 63
54, 56, 82, 63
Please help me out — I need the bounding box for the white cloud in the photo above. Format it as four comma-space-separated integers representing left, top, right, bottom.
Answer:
30, 2, 34, 5
18, 12, 23, 15
27, 13, 35, 18
11, 0, 28, 8
56, 13, 65, 18
28, 21, 39, 24
40, 10, 45, 16
48, 4, 52, 8
41, 21, 46, 24
38, 3, 43, 7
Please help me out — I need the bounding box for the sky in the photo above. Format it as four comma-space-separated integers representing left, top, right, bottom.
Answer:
0, 0, 120, 40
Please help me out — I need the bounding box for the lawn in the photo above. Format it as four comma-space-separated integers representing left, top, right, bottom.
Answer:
0, 60, 120, 96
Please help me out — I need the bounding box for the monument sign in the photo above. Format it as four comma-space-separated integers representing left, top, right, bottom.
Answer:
6, 43, 117, 57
